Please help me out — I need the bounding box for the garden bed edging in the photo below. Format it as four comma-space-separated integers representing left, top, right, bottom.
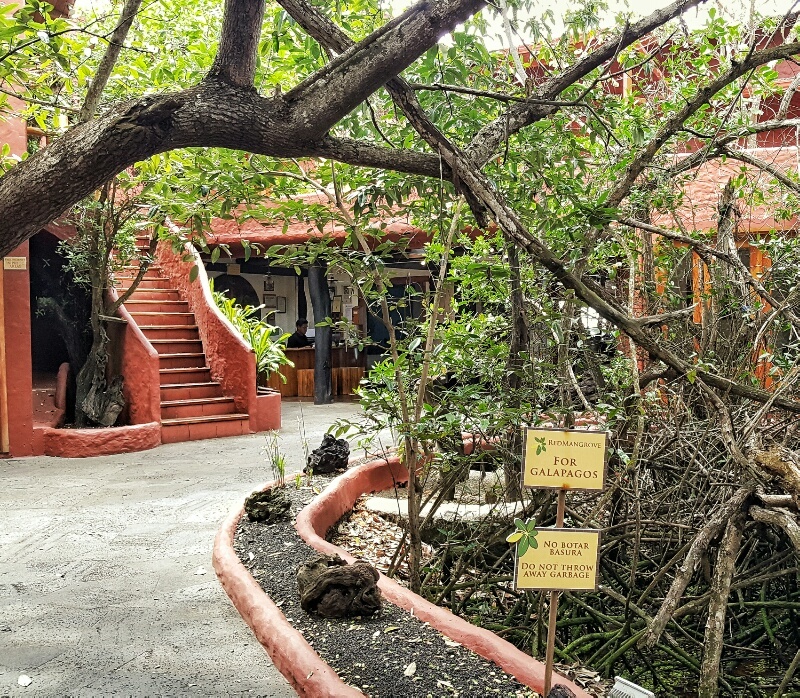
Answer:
212, 480, 361, 697
294, 456, 592, 698
39, 420, 161, 458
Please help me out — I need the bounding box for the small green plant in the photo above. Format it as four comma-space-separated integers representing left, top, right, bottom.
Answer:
212, 287, 293, 383
294, 472, 302, 489
534, 436, 547, 456
506, 518, 539, 556
305, 467, 313, 487
264, 431, 286, 487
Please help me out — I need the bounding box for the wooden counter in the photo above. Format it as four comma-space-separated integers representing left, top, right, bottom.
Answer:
266, 346, 366, 397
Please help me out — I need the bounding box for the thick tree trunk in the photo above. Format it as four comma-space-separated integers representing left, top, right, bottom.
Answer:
74, 284, 124, 427
308, 263, 332, 405
0, 0, 487, 255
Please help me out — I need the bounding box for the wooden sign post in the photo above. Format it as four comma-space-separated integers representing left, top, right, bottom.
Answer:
513, 428, 608, 696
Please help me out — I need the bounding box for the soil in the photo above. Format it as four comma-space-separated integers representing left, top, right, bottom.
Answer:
233, 476, 539, 698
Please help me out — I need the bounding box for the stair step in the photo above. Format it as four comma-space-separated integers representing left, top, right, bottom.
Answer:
139, 325, 200, 340
116, 270, 165, 280
117, 278, 173, 289
122, 289, 181, 301
159, 367, 211, 385
161, 413, 250, 443
158, 353, 207, 369
120, 263, 161, 271
160, 397, 237, 419
160, 382, 225, 400
150, 339, 203, 354
123, 300, 189, 313
131, 312, 195, 325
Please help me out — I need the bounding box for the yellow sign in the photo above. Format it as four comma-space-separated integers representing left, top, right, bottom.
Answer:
514, 528, 600, 591
3, 256, 26, 270
523, 428, 607, 490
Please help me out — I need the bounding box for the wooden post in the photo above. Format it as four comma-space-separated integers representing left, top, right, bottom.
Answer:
297, 274, 307, 320
544, 488, 567, 696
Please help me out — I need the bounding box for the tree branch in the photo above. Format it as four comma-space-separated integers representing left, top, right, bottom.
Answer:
640, 487, 753, 649
279, 0, 488, 139
465, 0, 706, 167
207, 0, 267, 87
608, 40, 800, 208
620, 217, 800, 330
719, 145, 800, 195
750, 506, 800, 554
79, 0, 144, 121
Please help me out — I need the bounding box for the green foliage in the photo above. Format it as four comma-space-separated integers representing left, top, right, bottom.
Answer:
211, 286, 293, 382
263, 430, 286, 487
506, 518, 539, 557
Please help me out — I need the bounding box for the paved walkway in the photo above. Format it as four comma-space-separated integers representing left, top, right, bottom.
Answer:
0, 401, 362, 697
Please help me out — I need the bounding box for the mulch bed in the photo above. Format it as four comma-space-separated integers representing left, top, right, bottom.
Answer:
233, 477, 538, 698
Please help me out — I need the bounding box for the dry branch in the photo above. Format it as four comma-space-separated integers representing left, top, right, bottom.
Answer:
698, 516, 744, 698
640, 487, 753, 649
752, 447, 800, 499
750, 506, 800, 554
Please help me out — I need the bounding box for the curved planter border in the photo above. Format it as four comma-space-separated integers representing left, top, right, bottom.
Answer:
295, 456, 590, 697
215, 457, 591, 697
39, 421, 161, 458
213, 481, 361, 697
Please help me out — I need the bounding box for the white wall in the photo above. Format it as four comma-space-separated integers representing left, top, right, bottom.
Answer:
207, 270, 311, 336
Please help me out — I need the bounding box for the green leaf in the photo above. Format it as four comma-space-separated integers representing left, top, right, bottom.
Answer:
506, 531, 524, 544
189, 264, 199, 283
518, 537, 529, 557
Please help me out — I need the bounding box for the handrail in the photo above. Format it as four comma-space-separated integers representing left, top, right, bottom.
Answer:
107, 286, 161, 424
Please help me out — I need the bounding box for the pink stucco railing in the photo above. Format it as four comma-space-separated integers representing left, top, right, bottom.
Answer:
108, 287, 162, 425
156, 240, 257, 420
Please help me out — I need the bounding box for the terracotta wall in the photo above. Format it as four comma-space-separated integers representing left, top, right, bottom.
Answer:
108, 289, 162, 425
3, 241, 33, 455
157, 241, 258, 420
0, 39, 34, 454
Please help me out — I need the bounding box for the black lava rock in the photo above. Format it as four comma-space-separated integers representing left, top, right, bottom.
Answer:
297, 553, 382, 618
244, 488, 291, 523
306, 433, 349, 474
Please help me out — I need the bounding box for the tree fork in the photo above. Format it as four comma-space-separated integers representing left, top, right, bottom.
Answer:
640, 487, 753, 649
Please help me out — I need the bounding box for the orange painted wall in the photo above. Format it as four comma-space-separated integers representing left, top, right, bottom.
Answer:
4, 241, 34, 455
0, 25, 34, 454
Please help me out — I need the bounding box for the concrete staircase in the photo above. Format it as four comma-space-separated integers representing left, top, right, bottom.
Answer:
116, 239, 250, 443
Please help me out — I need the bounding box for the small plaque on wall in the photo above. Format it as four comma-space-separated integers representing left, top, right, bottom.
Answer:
3, 257, 26, 270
